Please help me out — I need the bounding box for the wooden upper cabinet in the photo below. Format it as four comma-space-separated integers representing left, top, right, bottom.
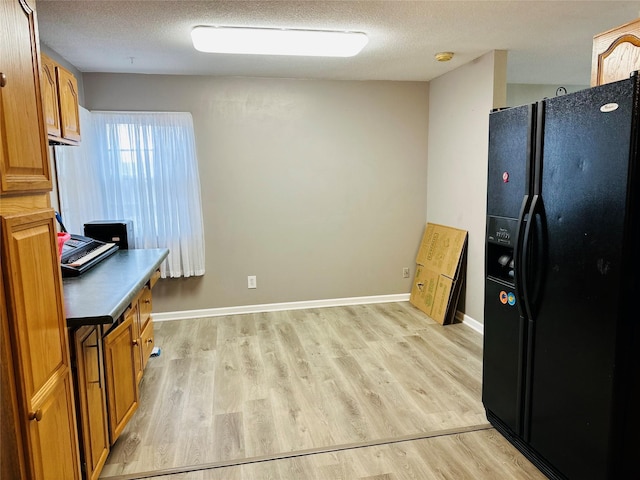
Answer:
591, 18, 640, 86
0, 0, 52, 195
40, 53, 81, 144
57, 66, 81, 141
40, 54, 61, 138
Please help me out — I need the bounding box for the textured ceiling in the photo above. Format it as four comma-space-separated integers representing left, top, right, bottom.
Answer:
36, 1, 640, 85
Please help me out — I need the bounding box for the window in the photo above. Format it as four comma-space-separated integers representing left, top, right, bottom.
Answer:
56, 109, 205, 278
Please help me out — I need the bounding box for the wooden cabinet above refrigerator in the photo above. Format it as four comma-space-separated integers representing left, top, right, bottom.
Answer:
41, 52, 81, 145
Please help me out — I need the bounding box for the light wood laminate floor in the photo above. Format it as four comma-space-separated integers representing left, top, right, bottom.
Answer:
100, 302, 545, 479
139, 428, 547, 480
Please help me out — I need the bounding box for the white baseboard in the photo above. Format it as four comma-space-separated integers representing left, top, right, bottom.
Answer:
154, 294, 484, 336
456, 311, 484, 335
153, 293, 411, 322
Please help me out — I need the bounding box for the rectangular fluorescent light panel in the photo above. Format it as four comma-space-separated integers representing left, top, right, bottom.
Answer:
191, 26, 368, 57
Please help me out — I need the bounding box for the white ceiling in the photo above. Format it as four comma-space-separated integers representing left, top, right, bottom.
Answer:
36, 1, 640, 85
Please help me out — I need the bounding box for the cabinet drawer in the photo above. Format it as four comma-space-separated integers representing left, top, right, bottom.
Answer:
139, 285, 152, 331
150, 268, 161, 289
140, 320, 154, 371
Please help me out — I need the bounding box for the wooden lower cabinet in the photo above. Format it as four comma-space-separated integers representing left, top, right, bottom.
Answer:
0, 210, 81, 479
72, 325, 109, 480
137, 285, 154, 371
127, 284, 156, 386
1, 275, 27, 480
103, 309, 139, 444
70, 269, 161, 477
131, 294, 144, 384
28, 374, 80, 480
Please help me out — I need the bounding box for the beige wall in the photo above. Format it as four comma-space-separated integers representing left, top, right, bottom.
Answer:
507, 83, 588, 107
82, 75, 430, 313
425, 51, 507, 324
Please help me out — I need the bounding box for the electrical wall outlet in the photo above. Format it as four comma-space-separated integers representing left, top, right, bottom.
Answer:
403, 267, 410, 278
247, 275, 257, 289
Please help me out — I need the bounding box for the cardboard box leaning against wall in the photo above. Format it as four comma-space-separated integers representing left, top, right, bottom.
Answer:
410, 223, 468, 325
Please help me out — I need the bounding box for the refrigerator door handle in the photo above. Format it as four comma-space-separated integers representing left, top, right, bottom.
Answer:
521, 193, 540, 320
514, 193, 531, 317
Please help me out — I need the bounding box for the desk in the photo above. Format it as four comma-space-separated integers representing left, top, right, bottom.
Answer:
62, 248, 168, 480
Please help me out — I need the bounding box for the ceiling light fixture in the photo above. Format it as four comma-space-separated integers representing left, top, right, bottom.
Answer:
191, 26, 368, 57
435, 51, 454, 62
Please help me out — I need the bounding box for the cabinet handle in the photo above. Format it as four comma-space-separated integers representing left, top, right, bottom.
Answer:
28, 410, 43, 422
0, 73, 6, 87
133, 339, 140, 346
146, 338, 153, 345
144, 299, 151, 304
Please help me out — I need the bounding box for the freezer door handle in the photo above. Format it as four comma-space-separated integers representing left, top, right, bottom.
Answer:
514, 193, 530, 317
521, 193, 540, 320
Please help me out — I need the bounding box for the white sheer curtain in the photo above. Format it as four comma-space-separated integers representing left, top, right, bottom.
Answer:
56, 109, 205, 278
56, 107, 108, 233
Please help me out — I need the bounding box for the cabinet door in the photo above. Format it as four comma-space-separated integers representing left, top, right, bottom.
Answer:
591, 19, 640, 86
56, 65, 81, 142
1, 275, 27, 480
103, 311, 139, 444
0, 210, 81, 479
73, 326, 109, 480
0, 0, 51, 194
40, 54, 61, 138
28, 375, 81, 480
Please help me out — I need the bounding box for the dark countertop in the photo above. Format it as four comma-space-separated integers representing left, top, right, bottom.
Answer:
63, 248, 169, 328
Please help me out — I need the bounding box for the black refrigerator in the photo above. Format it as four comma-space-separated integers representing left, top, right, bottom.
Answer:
483, 73, 640, 479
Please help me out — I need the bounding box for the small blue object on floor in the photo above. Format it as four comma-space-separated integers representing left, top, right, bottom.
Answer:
151, 346, 161, 357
